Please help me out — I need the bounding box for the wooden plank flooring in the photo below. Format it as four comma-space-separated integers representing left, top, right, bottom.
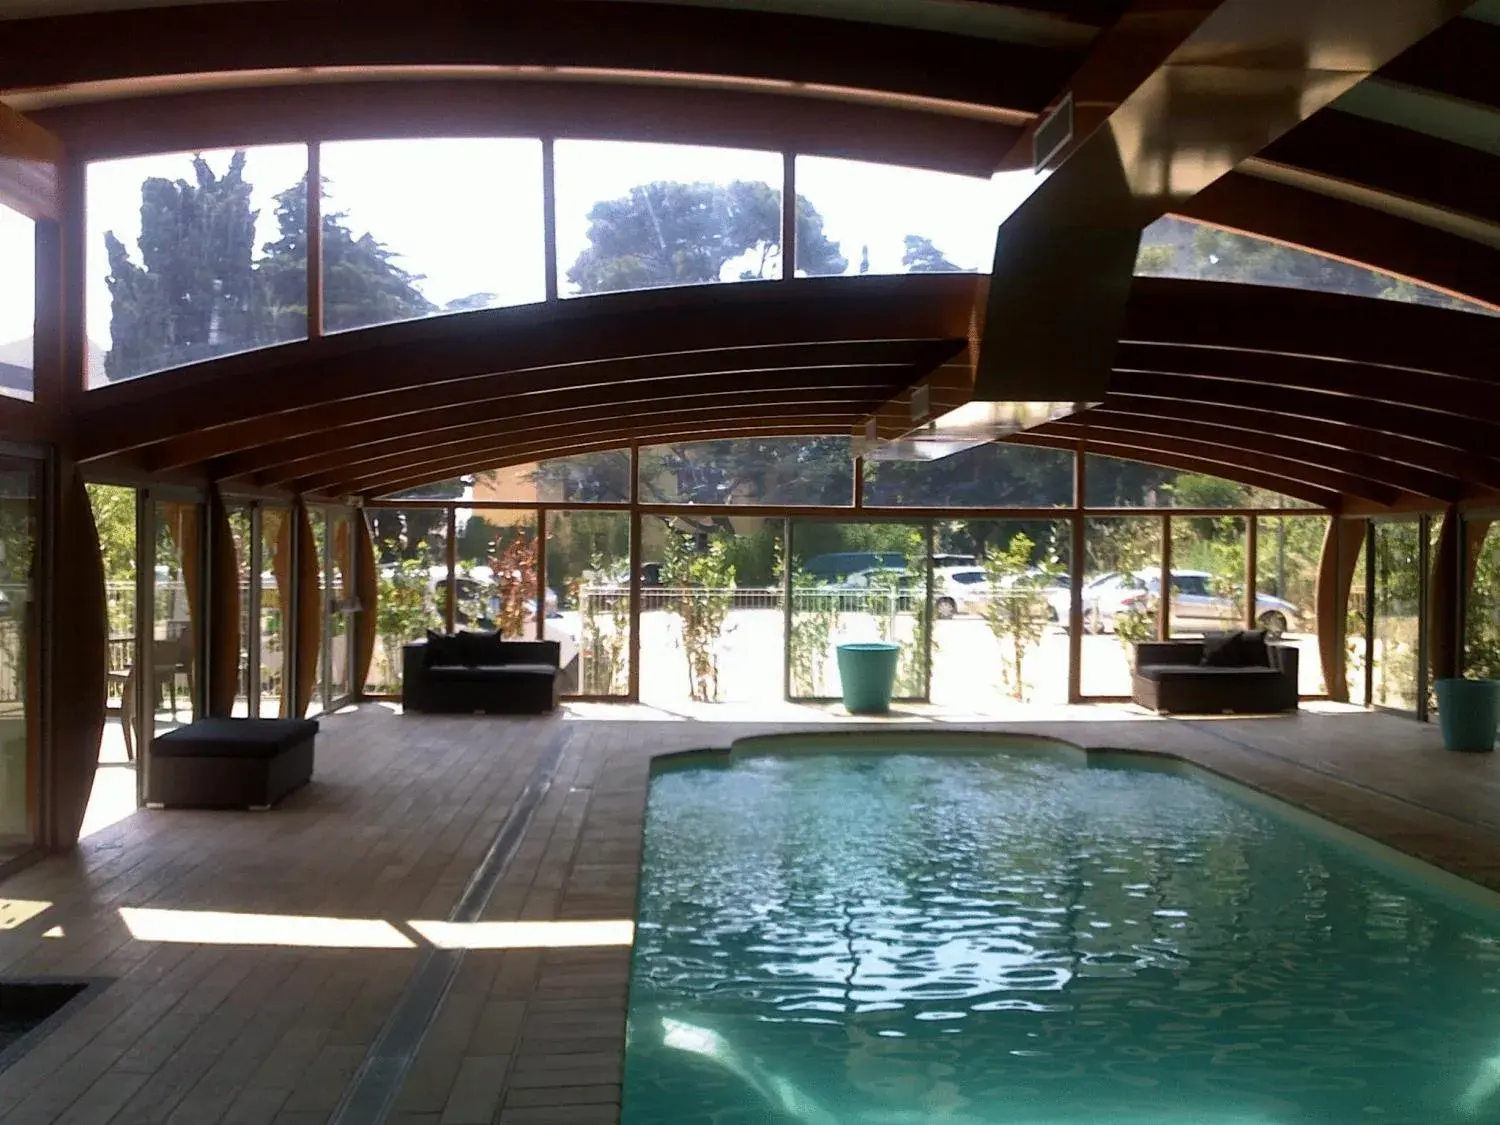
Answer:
1, 701, 1498, 1123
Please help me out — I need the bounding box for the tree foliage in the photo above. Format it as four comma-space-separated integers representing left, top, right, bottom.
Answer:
101, 153, 438, 382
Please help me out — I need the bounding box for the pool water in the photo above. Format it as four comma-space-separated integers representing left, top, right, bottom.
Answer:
623, 747, 1500, 1124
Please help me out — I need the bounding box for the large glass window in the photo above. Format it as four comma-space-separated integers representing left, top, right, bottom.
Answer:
454, 509, 539, 634
864, 443, 1073, 508
793, 156, 1007, 277
1080, 516, 1162, 698
1371, 519, 1423, 711
1085, 456, 1317, 509
1465, 520, 1500, 682
87, 146, 309, 387
261, 506, 292, 717
555, 140, 784, 296
1347, 536, 1369, 707
1256, 515, 1331, 695
1138, 215, 1495, 316
0, 460, 36, 857
367, 507, 449, 695
640, 437, 853, 507
89, 484, 137, 757
929, 518, 1071, 709
787, 520, 929, 703
640, 516, 784, 707
325, 509, 356, 709
228, 505, 252, 717
318, 138, 544, 333
152, 501, 201, 735
0, 204, 35, 401
1167, 515, 1248, 638
471, 450, 632, 504
548, 511, 632, 697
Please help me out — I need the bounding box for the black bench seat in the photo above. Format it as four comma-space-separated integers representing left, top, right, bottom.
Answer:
147, 717, 318, 809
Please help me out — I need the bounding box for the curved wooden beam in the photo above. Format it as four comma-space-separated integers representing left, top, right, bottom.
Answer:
1011, 433, 1340, 509
77, 275, 978, 461
329, 413, 869, 496
199, 353, 932, 477
1099, 393, 1500, 493
1109, 370, 1500, 458
1179, 174, 1500, 310
0, 1, 1074, 114
48, 463, 108, 849
1315, 516, 1367, 702
1068, 409, 1460, 500
353, 513, 377, 697
1036, 422, 1398, 505
259, 390, 894, 487
358, 422, 859, 499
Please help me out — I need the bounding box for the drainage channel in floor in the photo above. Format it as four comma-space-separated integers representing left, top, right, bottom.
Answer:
328, 727, 572, 1125
0, 978, 112, 1073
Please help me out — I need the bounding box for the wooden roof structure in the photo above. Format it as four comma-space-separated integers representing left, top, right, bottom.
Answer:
1, 0, 1495, 509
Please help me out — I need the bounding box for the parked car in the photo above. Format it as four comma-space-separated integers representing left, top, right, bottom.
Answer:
803, 551, 907, 583
1077, 569, 1299, 636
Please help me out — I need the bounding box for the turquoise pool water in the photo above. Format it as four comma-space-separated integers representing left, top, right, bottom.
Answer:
622, 744, 1500, 1124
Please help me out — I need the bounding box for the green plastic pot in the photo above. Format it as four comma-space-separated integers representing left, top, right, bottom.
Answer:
1434, 677, 1500, 752
836, 642, 901, 715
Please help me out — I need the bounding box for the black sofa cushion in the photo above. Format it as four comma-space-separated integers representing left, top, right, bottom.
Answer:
1201, 628, 1271, 667
428, 662, 558, 681
1137, 664, 1282, 682
153, 717, 320, 759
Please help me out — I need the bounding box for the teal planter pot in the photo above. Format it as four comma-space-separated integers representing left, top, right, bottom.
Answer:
1434, 677, 1500, 752
836, 642, 901, 715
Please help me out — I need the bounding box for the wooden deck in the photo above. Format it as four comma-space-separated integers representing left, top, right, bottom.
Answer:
0, 701, 1495, 1124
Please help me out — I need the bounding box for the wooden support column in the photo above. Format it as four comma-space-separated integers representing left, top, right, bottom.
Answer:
1428, 507, 1461, 683
354, 510, 378, 697
44, 462, 106, 849
1315, 516, 1366, 702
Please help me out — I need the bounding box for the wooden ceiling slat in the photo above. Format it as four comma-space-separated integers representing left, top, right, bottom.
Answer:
1034, 423, 1398, 504
305, 408, 870, 494
0, 1, 1076, 113
1098, 394, 1500, 492
351, 420, 862, 498
1377, 16, 1500, 111
1068, 409, 1461, 500
1009, 433, 1340, 509
253, 389, 894, 486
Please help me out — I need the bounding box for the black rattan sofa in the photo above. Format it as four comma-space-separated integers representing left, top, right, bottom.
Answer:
402, 632, 561, 714
1132, 632, 1299, 714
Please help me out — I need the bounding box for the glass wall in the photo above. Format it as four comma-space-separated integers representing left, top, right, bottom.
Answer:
548, 511, 632, 697
1257, 515, 1331, 695
0, 204, 35, 401
1085, 455, 1316, 509
228, 505, 253, 716
454, 509, 539, 642
261, 506, 292, 717
640, 516, 784, 707
367, 506, 449, 694
325, 509, 356, 709
555, 140, 784, 296
864, 443, 1073, 508
1371, 519, 1423, 712
0, 459, 36, 856
152, 501, 201, 735
640, 437, 853, 506
471, 450, 631, 504
1465, 520, 1500, 681
89, 484, 138, 756
1080, 517, 1162, 697
1347, 537, 1369, 707
1167, 515, 1248, 638
1137, 214, 1495, 317
793, 156, 1001, 276
307, 514, 327, 719
319, 138, 545, 332
86, 145, 309, 387
929, 518, 1071, 709
787, 520, 928, 703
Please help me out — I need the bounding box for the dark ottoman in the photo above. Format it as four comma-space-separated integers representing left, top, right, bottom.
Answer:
147, 718, 319, 809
